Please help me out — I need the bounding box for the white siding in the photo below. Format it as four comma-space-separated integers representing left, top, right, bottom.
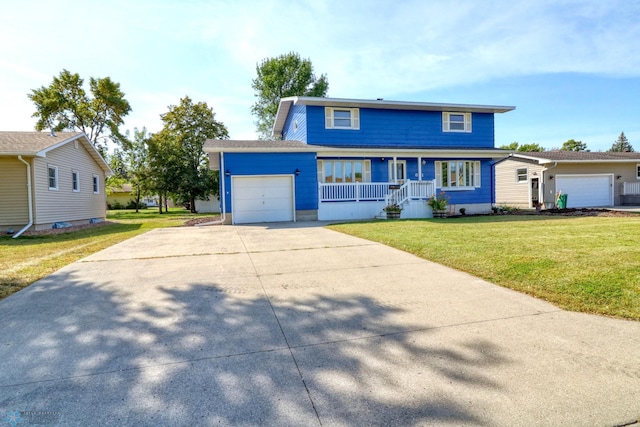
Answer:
32, 141, 107, 226
495, 158, 544, 208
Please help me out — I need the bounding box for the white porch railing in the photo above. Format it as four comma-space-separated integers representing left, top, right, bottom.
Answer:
623, 181, 640, 195
319, 180, 436, 203
319, 182, 391, 202
385, 180, 436, 206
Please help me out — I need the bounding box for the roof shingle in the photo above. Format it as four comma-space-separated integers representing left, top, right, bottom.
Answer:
0, 131, 83, 155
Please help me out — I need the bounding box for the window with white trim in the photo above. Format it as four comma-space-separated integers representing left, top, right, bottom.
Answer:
435, 161, 481, 189
92, 175, 99, 194
636, 164, 640, 179
72, 170, 80, 192
516, 168, 528, 183
443, 112, 471, 132
48, 165, 58, 190
318, 160, 371, 183
325, 107, 360, 130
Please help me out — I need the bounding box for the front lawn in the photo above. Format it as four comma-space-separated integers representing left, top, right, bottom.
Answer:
0, 209, 216, 300
328, 215, 640, 320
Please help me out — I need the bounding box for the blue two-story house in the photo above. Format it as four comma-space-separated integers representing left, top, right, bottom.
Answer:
204, 97, 515, 224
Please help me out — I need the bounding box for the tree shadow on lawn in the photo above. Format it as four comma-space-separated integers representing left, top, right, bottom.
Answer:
0, 273, 512, 425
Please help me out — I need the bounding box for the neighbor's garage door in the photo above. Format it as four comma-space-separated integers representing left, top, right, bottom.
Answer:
555, 174, 613, 208
232, 175, 294, 224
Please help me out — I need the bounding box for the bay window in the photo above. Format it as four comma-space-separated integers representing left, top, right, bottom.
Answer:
318, 160, 371, 183
435, 160, 481, 189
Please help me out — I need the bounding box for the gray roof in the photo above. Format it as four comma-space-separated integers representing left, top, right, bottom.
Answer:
273, 96, 516, 137
0, 131, 111, 173
204, 139, 509, 159
0, 131, 84, 154
204, 139, 315, 152
513, 151, 640, 163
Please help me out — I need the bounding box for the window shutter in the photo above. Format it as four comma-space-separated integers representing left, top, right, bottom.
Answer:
465, 113, 472, 132
352, 108, 360, 129
325, 107, 332, 128
442, 113, 448, 132
435, 161, 442, 187
474, 161, 481, 187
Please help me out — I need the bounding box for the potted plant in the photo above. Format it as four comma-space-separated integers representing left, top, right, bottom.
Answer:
428, 191, 449, 218
383, 203, 402, 219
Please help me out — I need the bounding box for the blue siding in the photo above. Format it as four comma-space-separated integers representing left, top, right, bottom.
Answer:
303, 106, 495, 148
222, 152, 317, 213
282, 104, 307, 142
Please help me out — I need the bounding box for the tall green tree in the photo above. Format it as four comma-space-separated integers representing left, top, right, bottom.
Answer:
28, 69, 131, 154
499, 141, 545, 152
152, 96, 228, 213
119, 128, 153, 212
561, 139, 588, 151
608, 132, 634, 152
251, 52, 329, 139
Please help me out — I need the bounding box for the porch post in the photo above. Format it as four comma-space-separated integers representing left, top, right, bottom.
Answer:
393, 156, 398, 184
418, 156, 422, 181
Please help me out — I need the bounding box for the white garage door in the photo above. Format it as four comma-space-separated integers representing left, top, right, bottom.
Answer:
232, 175, 295, 224
555, 174, 613, 208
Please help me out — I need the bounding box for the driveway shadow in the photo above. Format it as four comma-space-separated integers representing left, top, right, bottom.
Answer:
0, 270, 510, 426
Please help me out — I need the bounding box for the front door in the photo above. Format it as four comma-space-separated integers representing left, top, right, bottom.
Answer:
531, 177, 539, 208
388, 160, 406, 184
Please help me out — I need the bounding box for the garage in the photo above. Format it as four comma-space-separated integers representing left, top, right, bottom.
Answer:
231, 175, 295, 224
555, 174, 613, 208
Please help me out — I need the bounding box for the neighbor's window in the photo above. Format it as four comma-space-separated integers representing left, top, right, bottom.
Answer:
92, 175, 99, 194
516, 168, 528, 182
443, 112, 472, 132
72, 170, 80, 192
325, 107, 360, 130
318, 160, 371, 183
48, 165, 58, 190
636, 164, 640, 179
435, 160, 481, 188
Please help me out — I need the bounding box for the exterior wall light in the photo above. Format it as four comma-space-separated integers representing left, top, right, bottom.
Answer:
295, 168, 300, 176
225, 169, 231, 176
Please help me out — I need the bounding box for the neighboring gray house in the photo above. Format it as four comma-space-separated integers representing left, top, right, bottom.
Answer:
0, 132, 111, 237
495, 151, 640, 208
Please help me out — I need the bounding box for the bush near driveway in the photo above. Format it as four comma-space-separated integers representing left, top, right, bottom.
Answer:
329, 215, 640, 320
0, 209, 217, 300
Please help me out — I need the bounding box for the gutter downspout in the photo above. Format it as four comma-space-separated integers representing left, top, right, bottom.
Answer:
197, 151, 227, 226
13, 156, 33, 238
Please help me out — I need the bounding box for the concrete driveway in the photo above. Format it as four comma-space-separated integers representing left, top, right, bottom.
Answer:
1, 223, 639, 426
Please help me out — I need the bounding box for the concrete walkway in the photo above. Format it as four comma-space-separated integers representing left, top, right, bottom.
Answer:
1, 223, 639, 426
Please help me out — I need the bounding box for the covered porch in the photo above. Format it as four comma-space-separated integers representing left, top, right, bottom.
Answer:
318, 179, 437, 220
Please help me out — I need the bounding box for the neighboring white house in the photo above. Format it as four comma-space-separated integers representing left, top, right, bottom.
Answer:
0, 131, 112, 236
495, 151, 640, 208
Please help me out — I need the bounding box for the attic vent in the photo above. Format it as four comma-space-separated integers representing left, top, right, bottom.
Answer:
74, 141, 79, 149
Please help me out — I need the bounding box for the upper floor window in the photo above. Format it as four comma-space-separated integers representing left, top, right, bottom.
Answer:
636, 164, 640, 179
318, 160, 371, 183
516, 168, 528, 183
435, 160, 481, 189
325, 107, 360, 130
443, 112, 471, 133
72, 170, 80, 192
93, 175, 100, 194
48, 165, 58, 190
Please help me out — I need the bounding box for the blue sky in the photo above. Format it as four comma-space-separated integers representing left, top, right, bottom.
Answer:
1, 0, 639, 151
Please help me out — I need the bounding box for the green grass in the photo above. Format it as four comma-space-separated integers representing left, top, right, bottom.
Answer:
0, 209, 216, 300
328, 215, 640, 320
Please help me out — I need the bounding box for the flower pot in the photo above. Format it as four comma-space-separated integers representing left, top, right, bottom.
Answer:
432, 210, 447, 218
386, 211, 401, 219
